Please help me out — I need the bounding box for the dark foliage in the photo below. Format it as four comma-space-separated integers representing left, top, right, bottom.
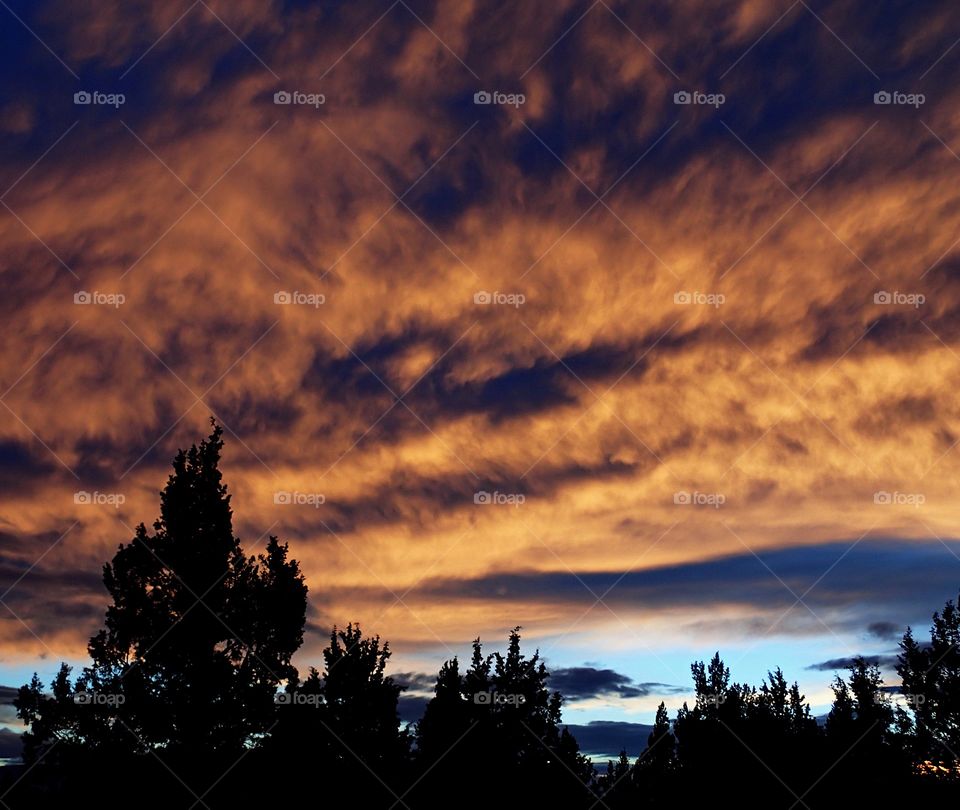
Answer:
4, 427, 960, 808
412, 627, 593, 807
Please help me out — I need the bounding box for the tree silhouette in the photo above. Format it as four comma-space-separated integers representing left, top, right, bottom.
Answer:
413, 627, 592, 807
825, 657, 895, 750
672, 653, 822, 806
268, 621, 411, 796
820, 656, 913, 804
597, 749, 633, 807
629, 700, 676, 806
898, 591, 960, 769
673, 652, 740, 777
16, 423, 307, 792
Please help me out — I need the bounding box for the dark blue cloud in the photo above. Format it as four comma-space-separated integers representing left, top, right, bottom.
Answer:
396, 538, 960, 637
0, 686, 18, 726
398, 694, 430, 725
548, 667, 683, 701
0, 441, 57, 495
562, 720, 654, 760
806, 654, 899, 672
0, 728, 21, 760
393, 671, 436, 693
865, 621, 902, 641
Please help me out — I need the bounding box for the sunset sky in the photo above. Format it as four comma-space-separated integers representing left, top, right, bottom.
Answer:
2, 0, 960, 758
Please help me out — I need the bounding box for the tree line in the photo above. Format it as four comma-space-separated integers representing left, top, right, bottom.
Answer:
5, 424, 960, 808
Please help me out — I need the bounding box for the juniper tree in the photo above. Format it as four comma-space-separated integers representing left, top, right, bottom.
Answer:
16, 423, 308, 759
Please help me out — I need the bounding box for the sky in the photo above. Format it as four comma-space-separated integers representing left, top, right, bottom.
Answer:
1, 0, 960, 760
